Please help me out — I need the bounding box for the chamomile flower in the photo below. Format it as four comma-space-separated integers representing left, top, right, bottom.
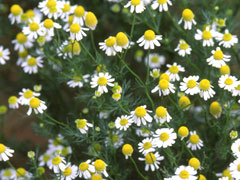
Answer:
60, 163, 78, 180
8, 4, 23, 24
116, 32, 132, 52
73, 6, 86, 26
232, 81, 240, 96
154, 106, 172, 124
178, 126, 189, 140
23, 18, 44, 39
12, 168, 32, 180
79, 160, 95, 179
195, 27, 217, 47
216, 29, 238, 48
151, 0, 172, 12
150, 68, 160, 79
178, 9, 196, 30
18, 88, 40, 105
174, 39, 192, 57
138, 137, 156, 155
67, 74, 90, 88
137, 30, 162, 49
179, 96, 191, 110
138, 152, 164, 171
21, 56, 43, 74
17, 49, 28, 66
0, 144, 14, 161
231, 139, 240, 158
41, 19, 61, 37
209, 101, 222, 119
99, 36, 118, 56
85, 11, 98, 30
59, 40, 81, 58
173, 165, 197, 180
218, 75, 238, 92
115, 115, 133, 131
8, 96, 19, 109
151, 78, 175, 96
122, 144, 134, 159
229, 158, 240, 179
38, 151, 52, 166
48, 156, 66, 173
166, 63, 185, 82
67, 23, 89, 41
145, 53, 165, 69
27, 97, 47, 116
130, 105, 153, 126
153, 128, 177, 148
136, 127, 152, 137
75, 119, 93, 134
90, 72, 115, 93
38, 0, 64, 19
187, 131, 203, 150
206, 47, 231, 68
12, 32, 33, 52
0, 46, 10, 65
199, 79, 215, 101
0, 168, 15, 180
63, 15, 74, 31
60, 1, 74, 20
94, 159, 108, 177
180, 76, 200, 95
124, 0, 145, 13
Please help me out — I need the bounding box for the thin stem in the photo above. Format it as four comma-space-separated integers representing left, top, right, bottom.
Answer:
130, 13, 136, 39
182, 140, 195, 157
130, 157, 148, 180
146, 49, 150, 84
117, 101, 130, 115
90, 31, 97, 52
79, 41, 97, 64
44, 112, 70, 129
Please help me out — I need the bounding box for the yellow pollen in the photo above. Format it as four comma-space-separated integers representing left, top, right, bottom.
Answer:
189, 134, 200, 144
16, 33, 27, 44
131, 0, 141, 6
213, 50, 224, 60
202, 30, 212, 40
73, 75, 82, 82
135, 106, 147, 117
63, 167, 72, 176
70, 23, 80, 33
97, 77, 108, 86
210, 101, 222, 115
27, 57, 37, 66
169, 65, 179, 74
182, 9, 194, 21
178, 126, 189, 137
74, 6, 85, 17
23, 90, 33, 99
179, 43, 189, 50
235, 84, 240, 90
62, 4, 71, 12
179, 170, 190, 179
223, 33, 232, 41
91, 174, 103, 180
49, 6, 57, 13
143, 142, 152, 149
145, 153, 156, 164
222, 169, 232, 179
225, 78, 233, 85
68, 15, 74, 24
187, 80, 196, 88
155, 106, 167, 118
105, 37, 116, 47
46, 0, 57, 8
151, 56, 159, 63
29, 97, 40, 109
94, 159, 106, 172
0, 51, 2, 57
188, 157, 200, 170
85, 12, 98, 28
238, 164, 240, 171
18, 49, 28, 58
144, 30, 155, 41
120, 118, 128, 126
3, 170, 12, 177
160, 132, 169, 141
116, 32, 128, 47
76, 119, 87, 128
0, 144, 6, 153
158, 79, 169, 90
52, 156, 62, 165
26, 9, 35, 18
43, 154, 50, 162
179, 96, 191, 109
79, 162, 89, 171
158, 0, 167, 4
160, 73, 170, 81
16, 168, 26, 177
29, 22, 39, 32
44, 19, 54, 29
122, 144, 133, 155
199, 79, 210, 91
11, 4, 22, 16
8, 96, 17, 104
220, 65, 230, 75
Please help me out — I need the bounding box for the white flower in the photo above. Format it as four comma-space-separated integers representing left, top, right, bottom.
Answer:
0, 46, 10, 65
18, 88, 40, 105
124, 0, 145, 13
138, 137, 156, 155
21, 55, 43, 74
23, 18, 45, 40
166, 62, 185, 82
17, 49, 28, 66
58, 40, 81, 59
232, 81, 240, 96
151, 0, 172, 12
218, 177, 229, 180
38, 0, 64, 19
115, 115, 133, 131
90, 72, 115, 93
173, 165, 197, 180
75, 119, 93, 134
231, 139, 240, 158
12, 33, 33, 52
206, 47, 231, 68
0, 168, 15, 180
174, 39, 192, 57
67, 74, 90, 88
137, 30, 162, 49
93, 159, 108, 177
0, 144, 14, 161
230, 158, 240, 179
153, 128, 177, 148
136, 127, 152, 137
138, 152, 164, 171
218, 75, 238, 92
187, 131, 203, 151
8, 4, 23, 24
27, 97, 47, 116
12, 168, 32, 180
178, 9, 196, 30
180, 76, 200, 95
60, 163, 79, 180
130, 105, 153, 126
67, 23, 88, 41
60, 1, 75, 20
215, 29, 238, 48
115, 32, 133, 53
195, 27, 217, 47
79, 160, 95, 179
151, 79, 175, 96
199, 79, 215, 101
8, 96, 19, 109
145, 53, 165, 69
73, 5, 86, 26
41, 19, 62, 37
38, 151, 52, 166
154, 106, 172, 124
47, 156, 66, 173
150, 68, 160, 79
99, 36, 119, 56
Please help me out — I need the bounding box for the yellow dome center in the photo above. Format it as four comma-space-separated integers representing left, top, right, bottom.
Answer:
16, 33, 27, 44
220, 65, 230, 75
79, 162, 89, 171
158, 79, 169, 90
155, 106, 167, 118
94, 159, 106, 172
3, 170, 12, 177
143, 142, 152, 149
160, 132, 169, 141
187, 80, 196, 89
120, 118, 128, 126
76, 119, 87, 128
23, 90, 33, 99
63, 167, 72, 176
29, 97, 40, 109
225, 78, 233, 85
202, 30, 212, 40
73, 75, 82, 82
189, 157, 200, 170
178, 126, 189, 137
182, 9, 194, 21
8, 96, 18, 104
199, 79, 210, 91
116, 32, 128, 47
11, 4, 22, 16
160, 73, 170, 81
16, 168, 26, 177
131, 0, 141, 6
27, 57, 37, 66
85, 12, 98, 27
223, 33, 232, 41
74, 6, 85, 17
190, 134, 200, 144
62, 4, 71, 12
158, 0, 167, 4
91, 174, 103, 180
97, 77, 108, 86
213, 50, 224, 60
70, 23, 81, 33
30, 22, 39, 32
151, 56, 159, 63
43, 154, 50, 162
210, 102, 221, 115
179, 170, 190, 179
44, 19, 54, 29
169, 65, 179, 74
0, 144, 6, 153
52, 156, 62, 165
145, 153, 156, 164
46, 0, 56, 8
144, 30, 155, 41
105, 37, 116, 47
122, 144, 133, 155
179, 43, 189, 50
135, 106, 146, 117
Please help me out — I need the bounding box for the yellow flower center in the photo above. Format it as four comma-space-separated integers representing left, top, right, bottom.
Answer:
187, 80, 197, 89
158, 79, 169, 90
68, 15, 74, 24
46, 0, 56, 9
97, 77, 108, 86
143, 142, 152, 149
70, 23, 81, 33
85, 12, 98, 27
74, 6, 85, 17
122, 144, 133, 155
26, 9, 35, 18
8, 96, 18, 104
179, 170, 190, 179
182, 9, 194, 21
210, 102, 221, 115
238, 164, 240, 171
223, 33, 232, 41
63, 167, 72, 176
160, 73, 170, 81
49, 6, 57, 13
29, 97, 40, 109
178, 126, 189, 137
16, 33, 27, 44
94, 159, 106, 172
3, 170, 12, 177
144, 30, 155, 41
52, 156, 62, 165
142, 128, 150, 134
198, 174, 207, 180
179, 96, 191, 108
151, 56, 159, 63
27, 57, 37, 66
213, 50, 224, 60
18, 49, 28, 58
105, 37, 116, 47
189, 158, 200, 170
30, 22, 39, 32
160, 132, 169, 141
43, 19, 54, 29
23, 90, 33, 99
91, 174, 103, 180
116, 32, 128, 47
189, 134, 200, 144
131, 0, 141, 6
145, 153, 156, 164
73, 75, 82, 82
202, 30, 212, 40
169, 65, 179, 74
43, 154, 50, 162
21, 13, 28, 21
76, 119, 87, 128
120, 118, 128, 126
62, 4, 71, 12
112, 93, 121, 100
199, 79, 210, 91
158, 0, 167, 4
179, 43, 189, 50
0, 144, 6, 153
135, 106, 146, 118
79, 162, 89, 171
235, 84, 240, 90
16, 168, 26, 177
222, 169, 232, 179
111, 134, 119, 143
155, 106, 167, 118
0, 51, 2, 57
225, 78, 233, 85
220, 65, 230, 75
11, 4, 22, 16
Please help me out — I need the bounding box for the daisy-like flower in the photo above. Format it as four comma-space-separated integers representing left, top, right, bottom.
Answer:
75, 119, 93, 134
151, 0, 172, 12
41, 19, 61, 37
48, 134, 64, 153
99, 36, 118, 56
12, 32, 33, 52
231, 139, 240, 158
67, 23, 89, 41
195, 26, 217, 47
187, 131, 203, 151
136, 127, 152, 137
116, 32, 133, 52
180, 76, 200, 95
21, 55, 43, 74
138, 152, 164, 171
124, 0, 145, 13
94, 159, 108, 177
115, 115, 133, 131
85, 11, 98, 30
150, 68, 160, 79
178, 9, 196, 30
145, 53, 165, 69
79, 160, 95, 179
38, 0, 64, 19
90, 72, 115, 93
60, 1, 74, 20
151, 78, 175, 96
60, 163, 78, 180
67, 74, 90, 88
0, 168, 15, 180
27, 97, 47, 116
230, 158, 240, 179
38, 151, 52, 166
130, 105, 153, 126
23, 18, 44, 39
0, 144, 14, 161
166, 63, 185, 82
173, 165, 197, 180
0, 46, 10, 65
63, 15, 74, 31
59, 40, 81, 59
137, 30, 162, 49
8, 4, 23, 24
174, 39, 192, 57
218, 75, 238, 92
154, 106, 172, 124
138, 137, 156, 155
179, 96, 191, 110
199, 79, 215, 101
73, 5, 86, 26
178, 126, 189, 140
216, 29, 238, 48
48, 156, 66, 173
232, 81, 240, 96
153, 128, 177, 148
122, 144, 134, 159
8, 96, 19, 109
17, 49, 28, 66
12, 168, 32, 180
18, 88, 40, 105
209, 101, 222, 119
206, 47, 231, 68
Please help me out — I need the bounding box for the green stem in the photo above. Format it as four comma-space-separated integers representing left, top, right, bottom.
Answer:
182, 140, 194, 157
44, 112, 70, 129
130, 13, 136, 39
117, 101, 130, 114
130, 157, 148, 180
79, 41, 97, 64
146, 49, 150, 84
90, 31, 97, 52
